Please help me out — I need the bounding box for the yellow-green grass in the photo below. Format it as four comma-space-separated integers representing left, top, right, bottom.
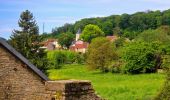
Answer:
48, 64, 165, 100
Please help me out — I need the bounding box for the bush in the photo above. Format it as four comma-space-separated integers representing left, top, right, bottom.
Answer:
154, 72, 170, 100
47, 50, 85, 69
121, 41, 159, 74
108, 60, 122, 73
47, 51, 66, 69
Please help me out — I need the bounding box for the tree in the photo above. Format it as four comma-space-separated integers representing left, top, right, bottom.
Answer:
113, 26, 123, 36
9, 10, 48, 72
52, 23, 74, 35
80, 24, 104, 42
121, 41, 159, 74
119, 14, 130, 29
86, 37, 116, 72
57, 32, 75, 49
101, 21, 113, 35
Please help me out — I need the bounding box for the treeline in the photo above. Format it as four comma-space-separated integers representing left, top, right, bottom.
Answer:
47, 9, 170, 39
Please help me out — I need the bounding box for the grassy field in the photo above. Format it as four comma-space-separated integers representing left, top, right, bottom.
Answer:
48, 64, 165, 100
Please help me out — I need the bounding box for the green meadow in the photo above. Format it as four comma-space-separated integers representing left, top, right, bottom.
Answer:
48, 64, 165, 100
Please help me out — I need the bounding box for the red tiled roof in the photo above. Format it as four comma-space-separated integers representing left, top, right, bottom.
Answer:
75, 43, 88, 49
106, 36, 118, 42
70, 45, 75, 51
69, 41, 88, 50
41, 39, 57, 46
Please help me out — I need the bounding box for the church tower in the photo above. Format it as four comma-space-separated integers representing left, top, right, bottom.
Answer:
76, 28, 81, 41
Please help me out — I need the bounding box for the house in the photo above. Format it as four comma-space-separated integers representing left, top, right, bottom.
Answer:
70, 29, 89, 53
0, 37, 101, 100
41, 39, 61, 50
106, 35, 118, 42
70, 40, 89, 53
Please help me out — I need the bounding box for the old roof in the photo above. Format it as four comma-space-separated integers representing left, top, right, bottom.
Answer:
41, 38, 57, 46
106, 36, 118, 42
70, 40, 88, 49
0, 37, 49, 81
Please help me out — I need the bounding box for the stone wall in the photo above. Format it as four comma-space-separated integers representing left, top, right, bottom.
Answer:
45, 80, 101, 100
0, 45, 50, 100
0, 44, 102, 100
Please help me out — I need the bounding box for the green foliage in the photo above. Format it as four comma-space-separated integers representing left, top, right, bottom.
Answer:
86, 37, 117, 72
136, 26, 170, 44
39, 32, 54, 41
113, 27, 123, 36
123, 30, 139, 40
80, 24, 104, 42
114, 37, 126, 48
57, 32, 75, 49
51, 9, 170, 40
155, 77, 170, 100
48, 64, 165, 100
121, 41, 159, 74
154, 45, 170, 100
47, 50, 84, 69
47, 51, 66, 69
9, 10, 48, 72
101, 21, 113, 35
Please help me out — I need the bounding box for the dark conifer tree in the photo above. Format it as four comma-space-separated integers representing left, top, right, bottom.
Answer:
9, 10, 48, 73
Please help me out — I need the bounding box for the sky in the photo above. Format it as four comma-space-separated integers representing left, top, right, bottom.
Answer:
0, 0, 170, 39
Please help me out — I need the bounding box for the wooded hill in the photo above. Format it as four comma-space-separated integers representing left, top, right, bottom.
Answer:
44, 9, 170, 40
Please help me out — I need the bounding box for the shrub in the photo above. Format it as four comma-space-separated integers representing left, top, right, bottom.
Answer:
74, 53, 85, 64
47, 51, 66, 69
62, 50, 76, 63
154, 45, 170, 99
108, 60, 122, 73
47, 50, 85, 69
121, 41, 159, 74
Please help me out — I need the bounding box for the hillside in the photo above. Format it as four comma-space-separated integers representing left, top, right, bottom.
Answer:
47, 9, 170, 40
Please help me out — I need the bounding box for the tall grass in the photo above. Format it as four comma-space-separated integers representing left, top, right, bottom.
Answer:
48, 64, 165, 100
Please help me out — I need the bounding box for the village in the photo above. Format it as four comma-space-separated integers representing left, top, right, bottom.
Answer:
41, 28, 118, 53
1, 0, 170, 100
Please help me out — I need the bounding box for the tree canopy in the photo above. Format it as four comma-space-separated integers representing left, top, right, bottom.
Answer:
80, 24, 104, 42
86, 37, 116, 72
57, 32, 75, 49
49, 9, 170, 40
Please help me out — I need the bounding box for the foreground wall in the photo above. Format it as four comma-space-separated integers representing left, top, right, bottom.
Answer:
0, 43, 102, 100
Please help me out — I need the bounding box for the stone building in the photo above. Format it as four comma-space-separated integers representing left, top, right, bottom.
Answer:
70, 40, 89, 53
41, 39, 61, 50
0, 37, 101, 100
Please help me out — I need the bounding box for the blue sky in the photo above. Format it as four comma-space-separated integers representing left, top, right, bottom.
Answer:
0, 0, 170, 39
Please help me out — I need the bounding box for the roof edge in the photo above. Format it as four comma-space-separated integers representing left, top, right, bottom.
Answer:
0, 37, 49, 81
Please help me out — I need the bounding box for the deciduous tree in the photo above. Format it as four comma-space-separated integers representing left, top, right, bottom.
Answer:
86, 37, 116, 72
80, 24, 104, 42
58, 32, 75, 49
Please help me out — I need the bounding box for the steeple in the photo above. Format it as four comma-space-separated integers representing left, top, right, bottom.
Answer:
76, 28, 81, 34
76, 28, 81, 41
